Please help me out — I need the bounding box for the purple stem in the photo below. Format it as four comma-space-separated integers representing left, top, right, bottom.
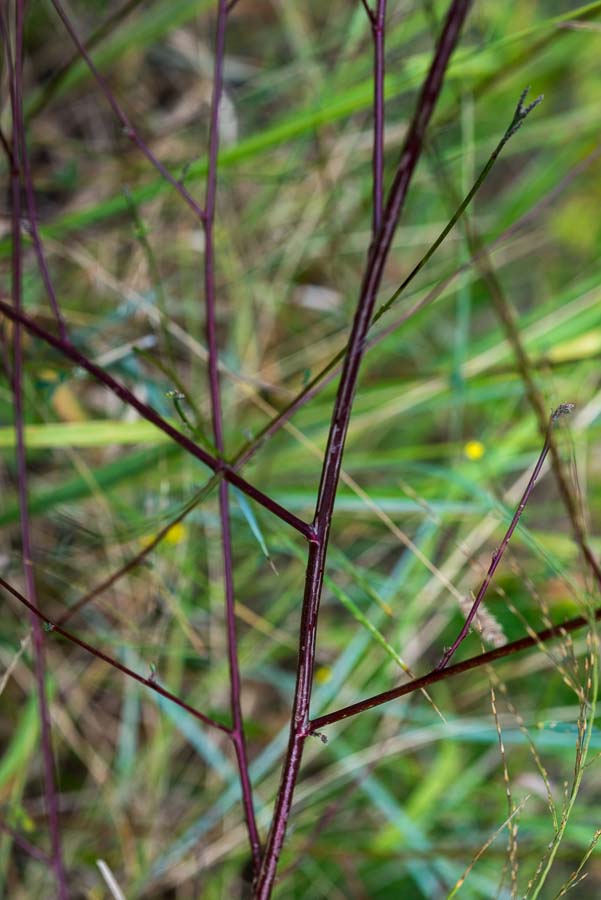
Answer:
310, 601, 601, 730
202, 0, 261, 872
0, 7, 67, 338
0, 574, 229, 734
0, 297, 314, 540
9, 4, 68, 895
436, 404, 575, 671
254, 2, 472, 895
48, 0, 206, 223
371, 0, 387, 236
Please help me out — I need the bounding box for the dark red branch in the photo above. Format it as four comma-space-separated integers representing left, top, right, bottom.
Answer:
0, 575, 230, 735
0, 6, 67, 338
311, 605, 601, 730
0, 819, 51, 866
0, 298, 314, 540
370, 0, 387, 235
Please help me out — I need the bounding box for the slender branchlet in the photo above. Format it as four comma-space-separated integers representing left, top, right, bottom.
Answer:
48, 0, 206, 222
0, 5, 67, 337
436, 404, 575, 671
0, 575, 230, 734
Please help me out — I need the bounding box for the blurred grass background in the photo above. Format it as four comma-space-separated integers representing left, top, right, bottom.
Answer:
1, 0, 601, 896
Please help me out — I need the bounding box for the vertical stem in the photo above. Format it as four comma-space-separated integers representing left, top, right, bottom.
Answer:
371, 0, 387, 236
203, 0, 261, 874
10, 3, 68, 896
255, 2, 472, 895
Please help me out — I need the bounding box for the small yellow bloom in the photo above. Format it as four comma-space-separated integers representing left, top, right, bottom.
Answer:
138, 522, 187, 550
315, 666, 332, 685
39, 368, 60, 383
164, 522, 187, 545
464, 440, 485, 461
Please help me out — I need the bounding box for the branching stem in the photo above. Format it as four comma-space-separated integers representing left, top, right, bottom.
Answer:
254, 2, 473, 895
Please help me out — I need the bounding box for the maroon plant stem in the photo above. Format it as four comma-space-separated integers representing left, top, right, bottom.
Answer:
0, 574, 230, 734
0, 4, 68, 338
436, 404, 574, 671
14, 141, 68, 338
311, 604, 601, 730
9, 5, 68, 895
370, 0, 387, 236
254, 3, 472, 895
48, 0, 206, 223
0, 297, 313, 540
202, 0, 261, 872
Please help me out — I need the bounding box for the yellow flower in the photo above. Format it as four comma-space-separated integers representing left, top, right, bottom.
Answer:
138, 522, 187, 550
315, 666, 332, 685
464, 440, 485, 461
164, 522, 187, 545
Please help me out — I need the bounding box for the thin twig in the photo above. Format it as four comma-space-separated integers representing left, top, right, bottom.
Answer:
0, 818, 51, 866
0, 6, 68, 338
370, 0, 387, 235
0, 574, 230, 734
423, 87, 601, 593
25, 0, 146, 121
436, 404, 575, 671
48, 0, 206, 222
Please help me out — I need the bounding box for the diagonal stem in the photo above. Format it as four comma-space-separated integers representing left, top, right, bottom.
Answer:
0, 575, 229, 734
436, 404, 575, 671
48, 0, 206, 223
0, 297, 314, 540
310, 601, 601, 731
